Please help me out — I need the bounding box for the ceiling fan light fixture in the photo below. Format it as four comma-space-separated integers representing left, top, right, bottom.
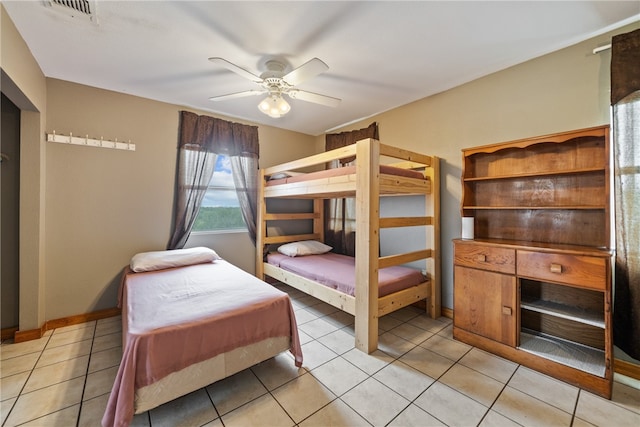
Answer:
258, 94, 290, 118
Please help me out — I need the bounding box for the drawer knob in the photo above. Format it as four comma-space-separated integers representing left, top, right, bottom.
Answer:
476, 254, 487, 262
502, 306, 512, 316
550, 263, 563, 274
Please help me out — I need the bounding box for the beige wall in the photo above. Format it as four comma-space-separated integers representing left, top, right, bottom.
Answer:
329, 21, 638, 308
44, 79, 316, 320
1, 4, 48, 330
4, 2, 638, 325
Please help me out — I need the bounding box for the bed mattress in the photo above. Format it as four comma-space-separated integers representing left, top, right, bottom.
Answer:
266, 252, 425, 297
265, 164, 425, 186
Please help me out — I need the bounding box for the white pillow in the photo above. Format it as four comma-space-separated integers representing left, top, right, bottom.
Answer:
130, 247, 221, 272
268, 171, 304, 180
277, 240, 332, 257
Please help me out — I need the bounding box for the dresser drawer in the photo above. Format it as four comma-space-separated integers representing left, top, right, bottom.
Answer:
454, 242, 515, 274
517, 250, 608, 290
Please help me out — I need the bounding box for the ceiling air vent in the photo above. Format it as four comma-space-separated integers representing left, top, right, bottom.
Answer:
46, 0, 98, 24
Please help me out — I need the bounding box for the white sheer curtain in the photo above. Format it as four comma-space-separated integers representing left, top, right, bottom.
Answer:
613, 91, 640, 360
168, 111, 259, 249
231, 154, 259, 244
611, 28, 640, 361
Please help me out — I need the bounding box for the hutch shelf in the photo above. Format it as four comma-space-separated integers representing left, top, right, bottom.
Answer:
453, 125, 613, 398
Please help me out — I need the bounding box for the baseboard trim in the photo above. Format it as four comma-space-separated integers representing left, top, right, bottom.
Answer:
1, 327, 19, 341
441, 306, 453, 319
45, 307, 121, 330
14, 323, 47, 343
13, 307, 121, 343
615, 358, 640, 381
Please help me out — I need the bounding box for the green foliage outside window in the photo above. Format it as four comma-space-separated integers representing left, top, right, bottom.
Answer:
193, 206, 245, 231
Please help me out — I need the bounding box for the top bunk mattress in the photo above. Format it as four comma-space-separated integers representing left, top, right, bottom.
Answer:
266, 252, 425, 297
265, 164, 425, 186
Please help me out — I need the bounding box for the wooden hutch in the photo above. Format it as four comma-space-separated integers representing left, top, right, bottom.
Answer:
453, 125, 614, 398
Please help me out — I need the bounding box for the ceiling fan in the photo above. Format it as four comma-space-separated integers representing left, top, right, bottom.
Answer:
208, 57, 341, 118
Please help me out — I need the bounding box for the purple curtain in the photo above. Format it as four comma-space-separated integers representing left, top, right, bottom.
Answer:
611, 28, 640, 360
324, 122, 378, 256
168, 111, 259, 249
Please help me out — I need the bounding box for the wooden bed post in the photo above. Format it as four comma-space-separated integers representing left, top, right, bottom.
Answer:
428, 157, 441, 318
313, 199, 324, 243
256, 169, 267, 280
355, 138, 380, 353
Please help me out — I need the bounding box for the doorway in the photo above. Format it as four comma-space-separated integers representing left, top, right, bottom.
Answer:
1, 92, 21, 332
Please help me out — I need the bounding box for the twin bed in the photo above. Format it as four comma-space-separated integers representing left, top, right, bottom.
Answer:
102, 248, 302, 427
103, 138, 440, 425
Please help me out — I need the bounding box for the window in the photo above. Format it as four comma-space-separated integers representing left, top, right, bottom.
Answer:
192, 155, 246, 232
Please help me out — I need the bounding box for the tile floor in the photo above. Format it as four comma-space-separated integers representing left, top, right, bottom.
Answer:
2, 282, 640, 427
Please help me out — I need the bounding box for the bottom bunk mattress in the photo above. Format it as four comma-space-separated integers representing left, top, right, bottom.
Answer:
266, 252, 425, 297
103, 259, 303, 427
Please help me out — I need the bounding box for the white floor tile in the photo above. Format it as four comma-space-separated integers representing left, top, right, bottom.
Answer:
575, 388, 640, 427
299, 340, 338, 370
36, 338, 92, 368
493, 386, 573, 426
419, 333, 471, 361
458, 347, 518, 383
206, 368, 267, 415
84, 365, 119, 401
299, 317, 340, 339
251, 352, 306, 391
23, 355, 89, 393
221, 393, 294, 427
342, 348, 394, 376
398, 345, 455, 379
4, 377, 85, 426
439, 363, 504, 407
414, 381, 488, 427
0, 352, 40, 378
299, 399, 369, 427
341, 377, 410, 427
373, 360, 435, 400
507, 366, 578, 414
311, 356, 368, 396
149, 388, 218, 427
272, 372, 336, 423
317, 328, 357, 355
388, 403, 445, 427
0, 372, 29, 401
1, 308, 637, 427
479, 409, 523, 427
78, 393, 110, 427
388, 322, 434, 344
19, 403, 80, 427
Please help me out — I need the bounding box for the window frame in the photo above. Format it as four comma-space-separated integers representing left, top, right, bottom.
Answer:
190, 154, 248, 234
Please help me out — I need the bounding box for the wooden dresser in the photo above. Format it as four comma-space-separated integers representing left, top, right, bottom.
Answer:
453, 125, 613, 398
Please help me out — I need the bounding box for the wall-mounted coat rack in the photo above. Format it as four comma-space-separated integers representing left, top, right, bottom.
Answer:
46, 131, 136, 151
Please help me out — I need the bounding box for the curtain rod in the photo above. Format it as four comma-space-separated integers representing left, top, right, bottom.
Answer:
593, 44, 612, 54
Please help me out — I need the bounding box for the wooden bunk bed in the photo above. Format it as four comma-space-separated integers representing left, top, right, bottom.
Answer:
256, 138, 440, 354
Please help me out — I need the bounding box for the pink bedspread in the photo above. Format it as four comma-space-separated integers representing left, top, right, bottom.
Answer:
102, 260, 302, 427
267, 252, 425, 297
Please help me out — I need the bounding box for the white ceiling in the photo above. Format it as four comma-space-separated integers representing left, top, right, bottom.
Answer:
4, 1, 639, 136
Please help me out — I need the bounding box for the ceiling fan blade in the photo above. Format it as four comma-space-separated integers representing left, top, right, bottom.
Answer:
208, 57, 263, 83
287, 89, 341, 108
282, 58, 329, 86
209, 89, 266, 101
